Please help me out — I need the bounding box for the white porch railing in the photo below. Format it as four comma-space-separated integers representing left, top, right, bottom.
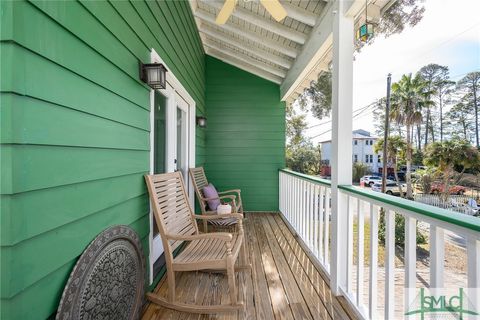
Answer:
279, 169, 480, 319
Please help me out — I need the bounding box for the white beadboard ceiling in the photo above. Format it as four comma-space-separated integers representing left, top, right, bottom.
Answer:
189, 0, 394, 105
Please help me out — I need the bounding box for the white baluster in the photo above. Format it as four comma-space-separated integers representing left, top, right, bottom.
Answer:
319, 186, 325, 263
385, 209, 395, 319
324, 188, 330, 270
405, 216, 416, 317
369, 205, 378, 319
357, 199, 365, 308
313, 185, 319, 257
430, 225, 444, 288
347, 195, 353, 296
310, 183, 315, 247
467, 236, 480, 316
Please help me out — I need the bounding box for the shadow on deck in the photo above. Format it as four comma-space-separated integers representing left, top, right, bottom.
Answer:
142, 213, 355, 319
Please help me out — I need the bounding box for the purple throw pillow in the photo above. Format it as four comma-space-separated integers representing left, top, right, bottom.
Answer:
203, 183, 221, 211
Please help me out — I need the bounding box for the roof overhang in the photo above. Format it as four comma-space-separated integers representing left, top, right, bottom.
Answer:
189, 0, 393, 104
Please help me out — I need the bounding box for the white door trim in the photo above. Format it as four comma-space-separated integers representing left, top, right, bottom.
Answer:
148, 48, 196, 284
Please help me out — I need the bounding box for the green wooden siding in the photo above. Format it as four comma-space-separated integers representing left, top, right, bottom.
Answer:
0, 0, 205, 319
204, 56, 285, 211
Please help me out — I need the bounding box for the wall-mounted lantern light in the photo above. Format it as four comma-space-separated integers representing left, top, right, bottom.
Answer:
196, 116, 207, 128
139, 62, 167, 90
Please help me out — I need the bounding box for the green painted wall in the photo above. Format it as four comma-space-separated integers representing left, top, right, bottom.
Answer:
204, 56, 286, 211
0, 1, 205, 319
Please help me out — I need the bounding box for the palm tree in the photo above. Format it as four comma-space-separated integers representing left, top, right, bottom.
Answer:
374, 136, 406, 197
390, 73, 432, 198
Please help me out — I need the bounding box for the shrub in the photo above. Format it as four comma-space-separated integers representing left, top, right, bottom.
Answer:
378, 210, 427, 246
353, 162, 369, 183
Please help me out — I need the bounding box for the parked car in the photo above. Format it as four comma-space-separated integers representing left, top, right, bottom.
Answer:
430, 184, 467, 195
387, 171, 406, 182
371, 181, 406, 196
360, 175, 382, 187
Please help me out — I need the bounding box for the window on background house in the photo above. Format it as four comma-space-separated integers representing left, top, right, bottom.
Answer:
378, 155, 381, 163
365, 154, 369, 163
354, 154, 358, 162
354, 140, 358, 145
370, 155, 373, 163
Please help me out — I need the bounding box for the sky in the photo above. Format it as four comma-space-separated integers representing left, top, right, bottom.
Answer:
303, 0, 480, 144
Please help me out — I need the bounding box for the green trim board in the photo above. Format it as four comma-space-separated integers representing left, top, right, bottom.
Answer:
205, 56, 286, 212
280, 168, 332, 186
339, 185, 480, 233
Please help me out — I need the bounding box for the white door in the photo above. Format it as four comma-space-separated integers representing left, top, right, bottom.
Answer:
149, 49, 196, 284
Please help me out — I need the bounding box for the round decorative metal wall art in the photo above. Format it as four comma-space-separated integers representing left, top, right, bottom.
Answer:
56, 225, 145, 320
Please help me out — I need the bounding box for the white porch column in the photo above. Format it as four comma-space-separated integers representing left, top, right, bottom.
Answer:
330, 0, 354, 296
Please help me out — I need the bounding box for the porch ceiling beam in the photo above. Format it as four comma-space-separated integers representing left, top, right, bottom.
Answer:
203, 39, 287, 78
194, 10, 299, 58
280, 0, 334, 100
205, 47, 282, 84
281, 2, 319, 26
199, 0, 308, 44
199, 24, 293, 69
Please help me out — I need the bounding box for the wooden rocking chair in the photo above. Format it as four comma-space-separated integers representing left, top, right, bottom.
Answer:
189, 167, 243, 231
144, 171, 247, 313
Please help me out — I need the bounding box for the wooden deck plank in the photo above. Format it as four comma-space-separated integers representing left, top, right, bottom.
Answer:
272, 213, 354, 320
142, 213, 355, 320
251, 214, 295, 320
263, 213, 331, 320
255, 214, 314, 319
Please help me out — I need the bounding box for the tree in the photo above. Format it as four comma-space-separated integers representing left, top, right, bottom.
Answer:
445, 99, 475, 142
286, 141, 322, 175
424, 139, 480, 202
457, 72, 480, 147
376, 0, 425, 38
285, 103, 322, 175
374, 136, 406, 196
418, 64, 450, 145
390, 73, 431, 198
298, 71, 332, 120
436, 78, 455, 142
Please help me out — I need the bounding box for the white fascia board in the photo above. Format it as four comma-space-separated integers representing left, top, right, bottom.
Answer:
280, 1, 335, 100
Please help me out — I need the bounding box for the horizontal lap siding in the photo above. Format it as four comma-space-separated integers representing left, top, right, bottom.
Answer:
0, 0, 205, 319
205, 56, 285, 212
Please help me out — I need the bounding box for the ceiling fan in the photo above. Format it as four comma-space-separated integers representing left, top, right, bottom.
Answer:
215, 0, 287, 24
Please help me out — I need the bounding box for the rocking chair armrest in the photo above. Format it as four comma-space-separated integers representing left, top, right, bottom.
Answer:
166, 232, 233, 242
194, 213, 243, 221
218, 189, 241, 195
202, 194, 236, 202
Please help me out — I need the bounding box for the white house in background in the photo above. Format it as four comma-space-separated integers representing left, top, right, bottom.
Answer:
321, 129, 383, 173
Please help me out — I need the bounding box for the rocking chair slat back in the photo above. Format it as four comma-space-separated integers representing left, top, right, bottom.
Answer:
189, 167, 209, 211
145, 172, 198, 253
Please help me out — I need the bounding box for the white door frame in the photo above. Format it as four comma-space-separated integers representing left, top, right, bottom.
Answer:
148, 48, 196, 284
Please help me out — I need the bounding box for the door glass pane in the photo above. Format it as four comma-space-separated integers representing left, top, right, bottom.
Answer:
154, 91, 167, 174
176, 106, 188, 180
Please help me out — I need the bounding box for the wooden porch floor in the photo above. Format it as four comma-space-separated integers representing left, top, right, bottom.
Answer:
142, 213, 355, 320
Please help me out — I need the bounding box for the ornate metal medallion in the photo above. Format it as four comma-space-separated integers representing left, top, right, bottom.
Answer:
56, 225, 145, 320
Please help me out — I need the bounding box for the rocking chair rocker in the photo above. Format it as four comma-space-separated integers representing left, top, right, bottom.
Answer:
144, 171, 248, 313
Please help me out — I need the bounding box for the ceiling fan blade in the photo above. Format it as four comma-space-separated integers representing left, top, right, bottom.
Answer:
215, 0, 237, 24
259, 0, 287, 22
